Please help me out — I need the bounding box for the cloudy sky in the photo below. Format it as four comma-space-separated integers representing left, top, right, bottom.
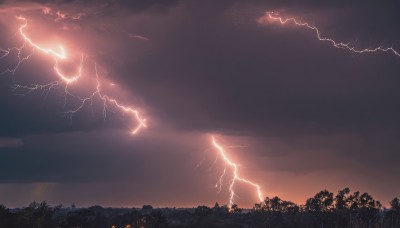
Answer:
0, 0, 400, 208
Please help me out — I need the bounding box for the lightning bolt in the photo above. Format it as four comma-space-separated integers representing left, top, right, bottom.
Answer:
211, 136, 263, 209
1, 15, 146, 134
262, 12, 400, 58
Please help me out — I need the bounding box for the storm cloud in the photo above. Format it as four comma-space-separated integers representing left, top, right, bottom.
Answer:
0, 0, 400, 208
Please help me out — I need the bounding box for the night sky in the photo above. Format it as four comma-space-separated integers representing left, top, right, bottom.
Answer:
0, 0, 400, 208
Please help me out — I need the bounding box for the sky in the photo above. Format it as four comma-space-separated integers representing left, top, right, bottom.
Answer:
0, 0, 400, 209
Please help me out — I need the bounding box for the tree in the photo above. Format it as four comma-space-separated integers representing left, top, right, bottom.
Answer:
388, 198, 400, 228
334, 187, 351, 227
305, 190, 334, 213
335, 187, 351, 210
213, 202, 219, 210
0, 204, 12, 227
194, 205, 212, 216
305, 190, 335, 228
346, 191, 381, 228
230, 204, 242, 214
141, 205, 154, 215
254, 196, 298, 214
358, 193, 381, 228
390, 198, 400, 212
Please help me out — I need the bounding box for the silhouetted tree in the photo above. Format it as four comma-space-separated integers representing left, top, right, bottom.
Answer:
335, 187, 351, 210
304, 190, 335, 227
230, 204, 242, 214
194, 205, 212, 216
334, 187, 352, 227
386, 198, 400, 228
142, 205, 154, 215
212, 202, 229, 214
0, 204, 12, 227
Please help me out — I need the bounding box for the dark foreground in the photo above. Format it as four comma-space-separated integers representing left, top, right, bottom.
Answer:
1, 188, 400, 228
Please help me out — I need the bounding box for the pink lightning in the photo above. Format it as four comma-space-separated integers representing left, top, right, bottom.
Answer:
0, 15, 146, 134
260, 12, 400, 58
211, 136, 264, 208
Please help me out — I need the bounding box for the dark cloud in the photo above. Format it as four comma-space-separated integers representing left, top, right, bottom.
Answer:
0, 137, 23, 147
112, 1, 400, 136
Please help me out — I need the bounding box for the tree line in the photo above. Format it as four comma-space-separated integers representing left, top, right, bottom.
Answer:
0, 187, 399, 227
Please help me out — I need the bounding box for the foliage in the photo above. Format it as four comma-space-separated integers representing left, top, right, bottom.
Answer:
0, 188, 399, 227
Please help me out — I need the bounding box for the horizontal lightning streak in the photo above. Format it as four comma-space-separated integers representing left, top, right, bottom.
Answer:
265, 12, 400, 58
